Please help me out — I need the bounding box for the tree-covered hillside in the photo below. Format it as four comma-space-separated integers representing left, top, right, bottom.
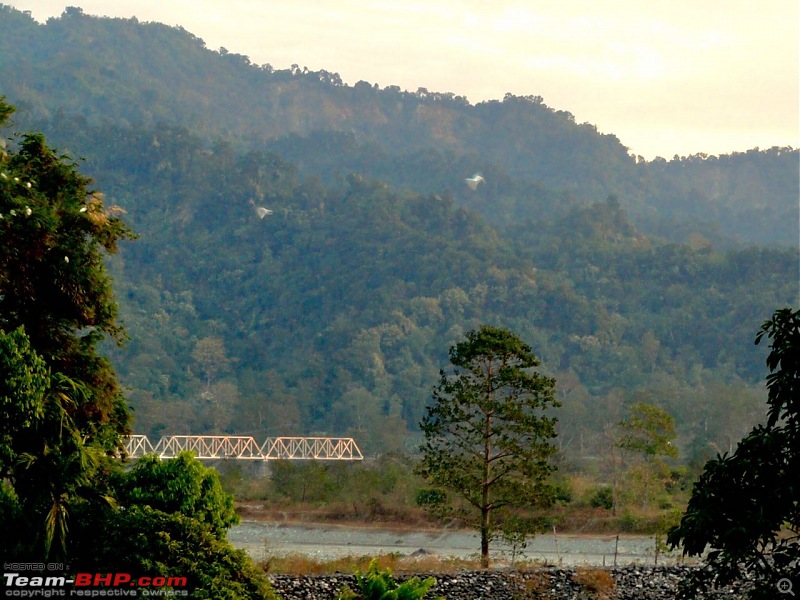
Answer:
0, 5, 797, 245
0, 5, 796, 462
14, 116, 793, 462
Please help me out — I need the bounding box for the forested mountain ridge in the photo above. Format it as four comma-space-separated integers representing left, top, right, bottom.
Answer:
0, 5, 797, 462
0, 5, 797, 245
0, 6, 632, 195
20, 116, 795, 462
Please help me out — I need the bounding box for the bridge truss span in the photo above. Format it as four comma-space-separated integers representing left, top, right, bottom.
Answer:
155, 436, 264, 460
260, 436, 363, 460
124, 434, 363, 461
125, 434, 155, 456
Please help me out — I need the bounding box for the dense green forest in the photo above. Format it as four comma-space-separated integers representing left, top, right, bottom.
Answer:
0, 5, 797, 465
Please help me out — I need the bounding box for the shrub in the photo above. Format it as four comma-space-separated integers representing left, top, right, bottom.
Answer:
552, 476, 573, 505
415, 488, 446, 507
588, 486, 614, 510
573, 567, 616, 600
617, 511, 642, 532
75, 505, 278, 599
336, 559, 442, 600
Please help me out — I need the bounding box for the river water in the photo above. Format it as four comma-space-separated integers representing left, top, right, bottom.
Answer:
228, 521, 677, 566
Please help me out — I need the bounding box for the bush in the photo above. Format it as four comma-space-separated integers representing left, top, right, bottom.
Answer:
336, 559, 442, 600
552, 476, 573, 505
415, 488, 446, 507
573, 567, 616, 600
73, 505, 278, 599
617, 511, 641, 533
113, 451, 238, 537
588, 486, 614, 510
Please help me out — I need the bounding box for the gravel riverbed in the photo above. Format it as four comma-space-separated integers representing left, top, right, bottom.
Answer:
229, 521, 670, 566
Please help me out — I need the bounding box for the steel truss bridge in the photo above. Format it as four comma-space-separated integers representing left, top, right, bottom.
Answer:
125, 435, 363, 461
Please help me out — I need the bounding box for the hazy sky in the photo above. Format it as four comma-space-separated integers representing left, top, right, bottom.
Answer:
7, 1, 799, 159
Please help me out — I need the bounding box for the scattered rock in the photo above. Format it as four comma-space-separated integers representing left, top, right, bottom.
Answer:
268, 566, 754, 599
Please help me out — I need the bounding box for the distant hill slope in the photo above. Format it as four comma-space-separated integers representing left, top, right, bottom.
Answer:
0, 6, 633, 197
15, 114, 796, 459
0, 5, 796, 245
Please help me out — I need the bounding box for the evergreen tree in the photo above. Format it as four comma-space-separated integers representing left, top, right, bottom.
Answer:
416, 325, 559, 567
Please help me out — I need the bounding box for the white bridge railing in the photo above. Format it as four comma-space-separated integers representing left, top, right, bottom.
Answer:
124, 434, 363, 461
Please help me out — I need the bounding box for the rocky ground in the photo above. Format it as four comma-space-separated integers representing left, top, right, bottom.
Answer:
267, 565, 753, 599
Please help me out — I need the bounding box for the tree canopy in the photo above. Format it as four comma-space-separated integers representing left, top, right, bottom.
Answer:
1, 5, 798, 245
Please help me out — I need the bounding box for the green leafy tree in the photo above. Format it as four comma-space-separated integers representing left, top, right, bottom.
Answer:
78, 504, 277, 600
668, 307, 800, 598
113, 451, 239, 536
0, 109, 134, 446
616, 402, 678, 512
68, 452, 276, 599
416, 325, 559, 567
617, 402, 679, 458
0, 98, 132, 558
0, 327, 49, 475
192, 336, 234, 388
0, 100, 278, 598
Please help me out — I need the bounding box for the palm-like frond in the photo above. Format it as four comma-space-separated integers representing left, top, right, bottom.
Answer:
43, 492, 70, 560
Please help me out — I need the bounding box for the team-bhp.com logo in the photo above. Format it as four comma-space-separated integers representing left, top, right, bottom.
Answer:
3, 570, 188, 597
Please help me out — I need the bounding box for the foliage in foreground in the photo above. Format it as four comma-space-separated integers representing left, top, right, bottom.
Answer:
0, 96, 132, 560
668, 307, 800, 598
114, 451, 239, 536
337, 559, 442, 600
70, 451, 275, 598
0, 98, 275, 598
76, 504, 276, 599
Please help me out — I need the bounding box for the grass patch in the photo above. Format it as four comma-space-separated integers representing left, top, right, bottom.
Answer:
260, 552, 487, 575
237, 501, 438, 530
572, 567, 616, 600
509, 572, 554, 600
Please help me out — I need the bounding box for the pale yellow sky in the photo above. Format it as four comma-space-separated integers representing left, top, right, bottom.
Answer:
7, 0, 799, 159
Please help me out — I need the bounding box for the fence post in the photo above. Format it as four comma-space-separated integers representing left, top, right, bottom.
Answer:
553, 525, 561, 565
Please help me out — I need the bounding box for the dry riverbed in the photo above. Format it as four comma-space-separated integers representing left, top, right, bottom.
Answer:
229, 519, 676, 566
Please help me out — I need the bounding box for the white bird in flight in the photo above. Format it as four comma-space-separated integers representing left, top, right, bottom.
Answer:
248, 198, 273, 219
465, 173, 485, 190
